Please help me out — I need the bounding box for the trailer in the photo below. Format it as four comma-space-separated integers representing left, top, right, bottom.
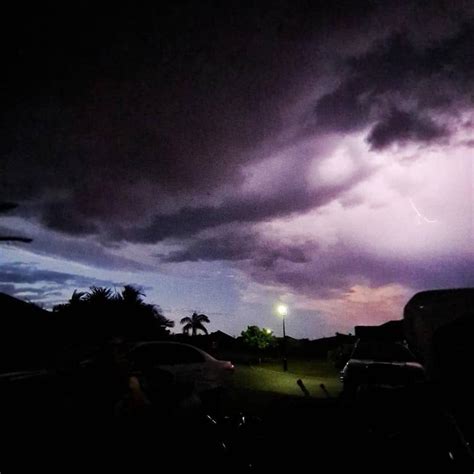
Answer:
403, 288, 474, 381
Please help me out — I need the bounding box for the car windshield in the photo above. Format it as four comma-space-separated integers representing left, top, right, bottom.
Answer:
351, 342, 416, 362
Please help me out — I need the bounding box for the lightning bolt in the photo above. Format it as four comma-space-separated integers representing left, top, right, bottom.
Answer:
409, 199, 437, 224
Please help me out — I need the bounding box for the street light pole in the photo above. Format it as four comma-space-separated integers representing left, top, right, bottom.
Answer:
277, 303, 288, 372
282, 314, 288, 372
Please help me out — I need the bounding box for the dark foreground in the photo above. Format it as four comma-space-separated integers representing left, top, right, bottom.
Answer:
0, 369, 472, 473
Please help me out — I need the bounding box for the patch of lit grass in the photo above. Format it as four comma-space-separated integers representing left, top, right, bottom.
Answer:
231, 358, 342, 399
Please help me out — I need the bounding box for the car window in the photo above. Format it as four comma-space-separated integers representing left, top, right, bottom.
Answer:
168, 345, 206, 363
351, 342, 416, 362
130, 344, 205, 366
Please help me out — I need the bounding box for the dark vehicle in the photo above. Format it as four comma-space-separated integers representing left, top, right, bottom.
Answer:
341, 340, 425, 396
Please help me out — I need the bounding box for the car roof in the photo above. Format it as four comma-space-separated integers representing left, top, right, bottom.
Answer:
350, 340, 417, 361
129, 340, 216, 360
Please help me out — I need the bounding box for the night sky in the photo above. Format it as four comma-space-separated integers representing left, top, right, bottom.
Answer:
1, 2, 473, 338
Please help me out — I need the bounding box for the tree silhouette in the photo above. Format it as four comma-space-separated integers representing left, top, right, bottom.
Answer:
241, 326, 276, 351
53, 286, 174, 341
52, 290, 86, 313
180, 312, 210, 336
84, 286, 115, 305
118, 285, 145, 306
116, 285, 174, 338
241, 325, 277, 363
0, 202, 32, 243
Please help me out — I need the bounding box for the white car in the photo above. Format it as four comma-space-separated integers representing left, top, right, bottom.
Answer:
127, 341, 234, 393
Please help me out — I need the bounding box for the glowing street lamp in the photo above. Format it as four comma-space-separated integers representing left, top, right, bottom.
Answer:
276, 303, 288, 372
276, 304, 288, 318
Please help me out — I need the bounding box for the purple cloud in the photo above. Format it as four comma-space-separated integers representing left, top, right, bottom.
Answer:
246, 244, 474, 299
367, 108, 448, 149
0, 3, 473, 336
160, 229, 311, 266
314, 25, 474, 147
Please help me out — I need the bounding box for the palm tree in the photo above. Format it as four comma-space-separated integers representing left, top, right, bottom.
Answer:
118, 285, 145, 305
69, 290, 87, 305
53, 290, 86, 313
180, 312, 210, 336
149, 305, 175, 331
54, 285, 175, 341
117, 285, 174, 337
84, 286, 115, 305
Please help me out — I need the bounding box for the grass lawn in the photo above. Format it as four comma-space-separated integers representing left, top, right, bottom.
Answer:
229, 358, 342, 407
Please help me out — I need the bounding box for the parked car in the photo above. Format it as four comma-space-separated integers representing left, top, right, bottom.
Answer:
341, 340, 425, 396
127, 341, 234, 393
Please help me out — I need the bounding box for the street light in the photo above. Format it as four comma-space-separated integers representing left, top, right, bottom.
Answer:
276, 304, 288, 372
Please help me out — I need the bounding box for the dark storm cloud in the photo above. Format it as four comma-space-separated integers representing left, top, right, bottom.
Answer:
0, 262, 116, 288
367, 108, 448, 149
246, 245, 474, 298
0, 223, 150, 272
314, 23, 474, 147
160, 229, 310, 266
0, 261, 130, 306
0, 283, 17, 295
41, 201, 99, 236
313, 78, 373, 133
116, 156, 372, 242
1, 3, 327, 227
0, 282, 64, 305
0, 1, 472, 264
0, 284, 63, 302
0, 2, 398, 240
